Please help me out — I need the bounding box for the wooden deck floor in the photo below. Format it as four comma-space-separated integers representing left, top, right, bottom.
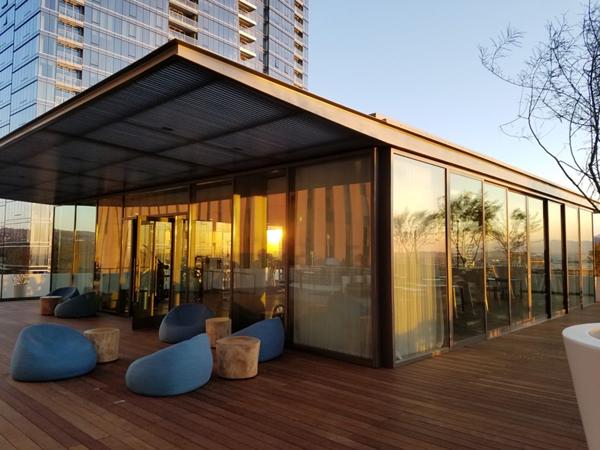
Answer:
0, 300, 593, 449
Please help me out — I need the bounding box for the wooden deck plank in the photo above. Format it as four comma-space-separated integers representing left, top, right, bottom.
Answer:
0, 299, 593, 449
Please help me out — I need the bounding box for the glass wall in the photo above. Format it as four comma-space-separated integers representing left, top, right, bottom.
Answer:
450, 174, 485, 340
595, 213, 600, 303
52, 205, 96, 293
73, 205, 96, 293
565, 206, 581, 310
528, 197, 547, 318
484, 183, 510, 330
189, 181, 232, 316
508, 192, 529, 324
51, 205, 75, 289
233, 173, 287, 331
392, 156, 448, 361
292, 157, 372, 358
95, 197, 124, 313
0, 201, 53, 299
548, 202, 565, 314
581, 209, 594, 306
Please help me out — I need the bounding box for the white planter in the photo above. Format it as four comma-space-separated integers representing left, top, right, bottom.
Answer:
563, 323, 600, 449
13, 284, 27, 298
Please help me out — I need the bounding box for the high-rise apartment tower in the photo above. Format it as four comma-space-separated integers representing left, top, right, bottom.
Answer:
0, 0, 309, 136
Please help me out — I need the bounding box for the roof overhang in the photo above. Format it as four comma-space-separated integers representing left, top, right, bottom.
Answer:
0, 40, 591, 207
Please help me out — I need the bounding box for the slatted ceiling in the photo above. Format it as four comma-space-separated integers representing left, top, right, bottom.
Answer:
0, 132, 65, 162
159, 142, 249, 166
127, 80, 294, 142
0, 165, 60, 185
173, 78, 293, 124
49, 62, 216, 137
83, 165, 157, 185
83, 121, 189, 152
13, 187, 71, 202
20, 152, 101, 173
115, 155, 196, 174
38, 176, 125, 193
206, 114, 354, 156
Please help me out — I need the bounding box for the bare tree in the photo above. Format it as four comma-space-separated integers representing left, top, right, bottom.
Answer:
480, 2, 600, 211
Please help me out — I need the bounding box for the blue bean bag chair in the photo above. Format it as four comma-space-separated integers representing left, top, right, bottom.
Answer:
159, 303, 215, 344
49, 286, 79, 300
125, 333, 212, 396
233, 318, 285, 362
54, 292, 98, 318
10, 324, 97, 382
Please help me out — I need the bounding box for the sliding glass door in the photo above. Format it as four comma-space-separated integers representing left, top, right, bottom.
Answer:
484, 183, 510, 331
392, 156, 448, 361
291, 157, 372, 359
450, 174, 485, 341
232, 172, 287, 331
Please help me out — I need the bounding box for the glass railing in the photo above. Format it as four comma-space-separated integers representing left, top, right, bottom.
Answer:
0, 272, 51, 300
56, 73, 82, 88
168, 29, 198, 46
169, 9, 198, 29
170, 0, 198, 12
58, 3, 85, 22
57, 27, 84, 44
56, 49, 83, 66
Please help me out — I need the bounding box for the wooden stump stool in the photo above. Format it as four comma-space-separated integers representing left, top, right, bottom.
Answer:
206, 317, 231, 347
40, 296, 62, 316
216, 336, 260, 379
84, 328, 120, 363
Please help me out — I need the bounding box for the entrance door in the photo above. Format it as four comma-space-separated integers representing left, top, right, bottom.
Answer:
131, 215, 187, 329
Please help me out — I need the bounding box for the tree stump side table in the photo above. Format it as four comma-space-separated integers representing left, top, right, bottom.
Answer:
84, 328, 120, 363
216, 336, 260, 379
206, 317, 232, 347
40, 296, 63, 316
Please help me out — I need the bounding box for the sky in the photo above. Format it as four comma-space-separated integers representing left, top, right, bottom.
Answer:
307, 0, 583, 189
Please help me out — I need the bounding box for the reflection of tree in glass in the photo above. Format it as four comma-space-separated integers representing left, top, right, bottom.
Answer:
451, 192, 500, 268
393, 197, 444, 254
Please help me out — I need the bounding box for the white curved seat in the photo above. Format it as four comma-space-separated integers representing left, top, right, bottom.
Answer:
563, 323, 600, 449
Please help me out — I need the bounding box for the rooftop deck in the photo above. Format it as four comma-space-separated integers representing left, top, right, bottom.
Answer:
0, 300, 593, 449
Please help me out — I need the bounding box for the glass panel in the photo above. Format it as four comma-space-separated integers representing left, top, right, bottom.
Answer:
73, 205, 96, 294
392, 156, 447, 361
51, 205, 75, 289
124, 186, 189, 216
172, 216, 188, 308
233, 172, 286, 331
190, 182, 232, 315
508, 192, 529, 323
133, 219, 156, 319
548, 202, 565, 314
1, 201, 52, 299
528, 197, 547, 318
450, 174, 485, 340
581, 209, 594, 306
292, 157, 372, 358
95, 198, 125, 313
484, 183, 510, 330
595, 213, 600, 304
565, 206, 581, 309
119, 218, 133, 315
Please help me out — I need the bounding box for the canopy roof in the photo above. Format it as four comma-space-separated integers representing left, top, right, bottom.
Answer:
0, 40, 589, 207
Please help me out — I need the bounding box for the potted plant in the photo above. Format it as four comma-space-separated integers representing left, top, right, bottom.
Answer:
12, 273, 29, 299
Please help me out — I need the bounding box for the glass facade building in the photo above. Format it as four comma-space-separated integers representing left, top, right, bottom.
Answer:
0, 41, 597, 367
0, 0, 308, 136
